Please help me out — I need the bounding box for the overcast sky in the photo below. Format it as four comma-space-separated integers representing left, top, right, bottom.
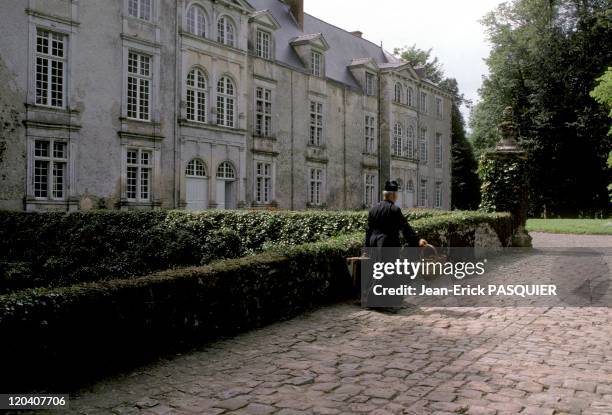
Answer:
303, 0, 506, 123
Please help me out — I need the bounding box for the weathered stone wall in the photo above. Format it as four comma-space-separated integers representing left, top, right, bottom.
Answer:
0, 55, 25, 210
0, 0, 453, 212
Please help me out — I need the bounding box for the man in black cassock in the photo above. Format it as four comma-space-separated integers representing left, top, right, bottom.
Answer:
365, 180, 427, 249
362, 180, 427, 310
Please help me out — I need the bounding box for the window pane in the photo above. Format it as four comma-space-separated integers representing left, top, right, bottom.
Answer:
141, 151, 151, 166
52, 161, 65, 198
35, 140, 49, 157
127, 150, 138, 165
34, 160, 49, 198
139, 79, 150, 120
140, 168, 150, 200
36, 57, 49, 105
140, 0, 151, 20
53, 142, 67, 159
127, 166, 137, 199
128, 52, 138, 74
128, 0, 138, 17
36, 30, 49, 54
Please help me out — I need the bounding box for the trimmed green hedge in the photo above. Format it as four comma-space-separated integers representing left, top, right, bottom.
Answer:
0, 210, 514, 391
0, 209, 446, 291
313, 211, 515, 249
0, 234, 361, 391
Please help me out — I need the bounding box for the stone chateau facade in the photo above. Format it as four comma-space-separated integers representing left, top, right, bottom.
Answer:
0, 0, 452, 212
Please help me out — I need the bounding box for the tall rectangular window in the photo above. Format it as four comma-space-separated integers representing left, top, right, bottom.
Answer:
435, 133, 443, 168
419, 179, 428, 207
36, 29, 66, 108
255, 162, 272, 204
256, 29, 271, 59
365, 73, 375, 96
309, 101, 323, 146
33, 139, 68, 200
126, 148, 152, 202
127, 51, 151, 121
309, 168, 323, 206
128, 0, 151, 20
436, 97, 443, 119
420, 127, 428, 163
310, 50, 322, 77
255, 87, 272, 137
364, 173, 376, 207
364, 115, 376, 154
420, 91, 428, 113
435, 181, 442, 208
392, 124, 402, 157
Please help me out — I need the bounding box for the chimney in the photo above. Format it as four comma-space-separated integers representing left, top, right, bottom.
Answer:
286, 0, 304, 31
350, 31, 363, 38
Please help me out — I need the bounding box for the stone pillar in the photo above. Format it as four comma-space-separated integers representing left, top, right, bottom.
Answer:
479, 107, 532, 247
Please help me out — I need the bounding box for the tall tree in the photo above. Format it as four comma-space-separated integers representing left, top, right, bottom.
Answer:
470, 0, 611, 216
440, 79, 482, 210
590, 67, 612, 201
394, 45, 444, 83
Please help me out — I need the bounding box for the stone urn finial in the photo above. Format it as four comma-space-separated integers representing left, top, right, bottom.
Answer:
495, 106, 520, 152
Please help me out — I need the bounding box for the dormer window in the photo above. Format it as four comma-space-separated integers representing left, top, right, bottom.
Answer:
310, 50, 322, 77
365, 73, 375, 96
217, 16, 235, 47
256, 29, 271, 59
128, 0, 151, 21
186, 4, 206, 37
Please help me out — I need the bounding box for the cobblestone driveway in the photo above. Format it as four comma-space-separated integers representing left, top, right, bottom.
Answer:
65, 233, 612, 415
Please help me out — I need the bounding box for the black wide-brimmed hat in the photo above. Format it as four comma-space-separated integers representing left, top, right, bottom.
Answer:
384, 180, 399, 192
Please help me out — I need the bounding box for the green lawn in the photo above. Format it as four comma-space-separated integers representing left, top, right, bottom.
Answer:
527, 219, 612, 235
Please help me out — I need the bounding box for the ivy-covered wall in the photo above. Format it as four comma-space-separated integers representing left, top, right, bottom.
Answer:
479, 155, 528, 217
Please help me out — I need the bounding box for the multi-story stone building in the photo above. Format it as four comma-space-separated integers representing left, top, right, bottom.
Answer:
0, 0, 452, 212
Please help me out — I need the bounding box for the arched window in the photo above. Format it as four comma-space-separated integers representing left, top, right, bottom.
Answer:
407, 86, 414, 106
392, 123, 402, 156
217, 161, 235, 179
394, 83, 402, 103
186, 158, 207, 177
186, 4, 206, 37
186, 68, 207, 123
405, 126, 415, 158
216, 76, 235, 127
217, 16, 235, 47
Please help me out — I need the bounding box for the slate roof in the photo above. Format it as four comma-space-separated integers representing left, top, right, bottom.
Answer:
246, 0, 400, 89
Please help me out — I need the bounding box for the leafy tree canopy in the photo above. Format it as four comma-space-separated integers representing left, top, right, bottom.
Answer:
469, 0, 611, 216
394, 44, 445, 84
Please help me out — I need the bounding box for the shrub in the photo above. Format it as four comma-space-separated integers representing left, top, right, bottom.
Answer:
0, 210, 514, 391
0, 209, 445, 291
0, 234, 360, 391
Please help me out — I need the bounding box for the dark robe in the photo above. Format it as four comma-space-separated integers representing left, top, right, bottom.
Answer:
364, 199, 420, 248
